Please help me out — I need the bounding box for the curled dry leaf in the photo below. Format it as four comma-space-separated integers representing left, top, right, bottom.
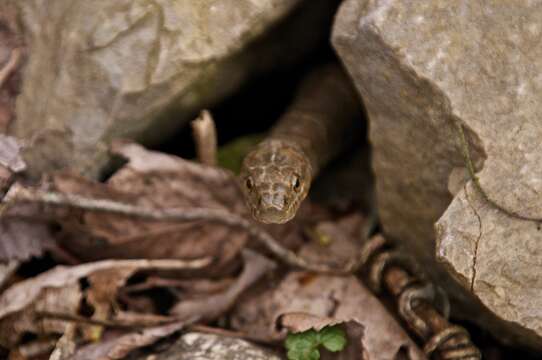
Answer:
0, 258, 209, 347
231, 272, 426, 360
170, 249, 276, 322
280, 312, 367, 360
54, 142, 248, 272
68, 321, 186, 360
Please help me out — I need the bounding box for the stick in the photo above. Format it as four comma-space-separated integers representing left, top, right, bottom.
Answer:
0, 48, 21, 89
3, 183, 348, 274
192, 110, 217, 166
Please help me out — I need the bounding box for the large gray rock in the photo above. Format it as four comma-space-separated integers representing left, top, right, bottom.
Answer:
333, 0, 542, 349
11, 0, 334, 178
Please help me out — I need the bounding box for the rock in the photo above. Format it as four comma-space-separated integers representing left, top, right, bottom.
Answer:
332, 0, 542, 349
138, 332, 281, 360
11, 0, 336, 178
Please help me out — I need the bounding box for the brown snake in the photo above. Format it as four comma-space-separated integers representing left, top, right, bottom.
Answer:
240, 64, 361, 223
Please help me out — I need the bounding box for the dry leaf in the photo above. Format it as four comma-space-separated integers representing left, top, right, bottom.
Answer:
0, 258, 209, 347
54, 142, 249, 272
0, 218, 54, 261
170, 249, 276, 322
299, 214, 367, 268
231, 272, 426, 359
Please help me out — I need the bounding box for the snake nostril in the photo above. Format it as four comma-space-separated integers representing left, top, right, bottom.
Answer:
283, 198, 289, 207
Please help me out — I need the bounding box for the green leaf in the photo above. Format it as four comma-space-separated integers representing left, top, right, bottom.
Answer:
285, 330, 320, 360
287, 348, 320, 360
319, 326, 347, 352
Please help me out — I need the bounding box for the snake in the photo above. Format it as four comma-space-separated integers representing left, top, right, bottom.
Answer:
239, 64, 362, 224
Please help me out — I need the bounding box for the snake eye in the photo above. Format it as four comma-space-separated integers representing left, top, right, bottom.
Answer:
292, 175, 301, 192
245, 177, 254, 191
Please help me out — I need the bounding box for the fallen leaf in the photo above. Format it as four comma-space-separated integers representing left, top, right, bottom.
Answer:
170, 249, 276, 322
0, 218, 54, 261
299, 214, 367, 268
68, 321, 186, 360
54, 142, 249, 273
0, 258, 209, 348
231, 272, 426, 359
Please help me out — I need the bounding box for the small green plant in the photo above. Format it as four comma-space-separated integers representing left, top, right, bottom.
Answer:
285, 325, 347, 360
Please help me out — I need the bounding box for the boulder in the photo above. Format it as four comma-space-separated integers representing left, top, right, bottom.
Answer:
333, 0, 542, 349
11, 0, 336, 178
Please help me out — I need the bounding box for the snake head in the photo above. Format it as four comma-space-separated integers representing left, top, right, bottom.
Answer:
240, 140, 312, 224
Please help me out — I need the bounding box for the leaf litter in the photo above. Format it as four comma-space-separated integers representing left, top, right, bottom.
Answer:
0, 139, 429, 359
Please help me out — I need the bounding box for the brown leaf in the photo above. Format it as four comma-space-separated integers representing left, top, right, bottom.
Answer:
0, 218, 54, 261
299, 214, 367, 268
68, 321, 186, 360
54, 142, 249, 273
231, 272, 426, 359
170, 250, 276, 322
279, 313, 367, 360
0, 258, 209, 347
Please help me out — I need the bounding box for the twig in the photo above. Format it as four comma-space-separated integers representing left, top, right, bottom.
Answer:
188, 324, 274, 345
0, 48, 21, 89
192, 110, 217, 166
36, 311, 180, 329
3, 183, 348, 274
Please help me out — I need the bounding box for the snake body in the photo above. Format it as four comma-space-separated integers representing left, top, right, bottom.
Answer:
240, 64, 361, 223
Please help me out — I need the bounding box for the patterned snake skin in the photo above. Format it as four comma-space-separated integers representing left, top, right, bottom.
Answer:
240, 64, 361, 223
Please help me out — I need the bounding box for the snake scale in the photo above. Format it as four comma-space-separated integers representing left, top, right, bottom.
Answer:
240, 64, 362, 223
